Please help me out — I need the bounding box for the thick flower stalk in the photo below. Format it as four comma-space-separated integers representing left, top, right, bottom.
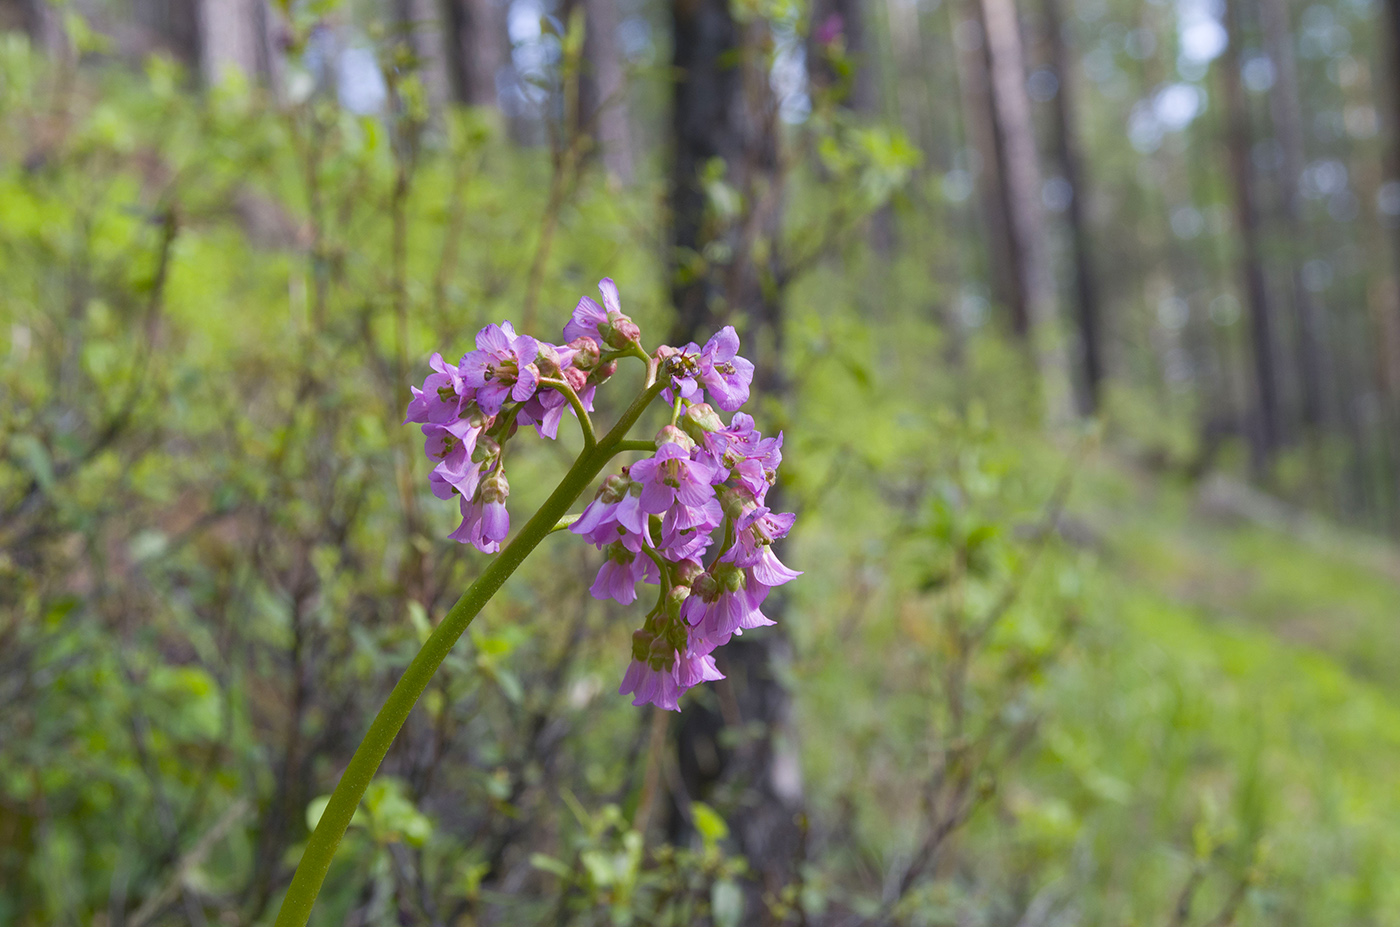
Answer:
274, 279, 796, 927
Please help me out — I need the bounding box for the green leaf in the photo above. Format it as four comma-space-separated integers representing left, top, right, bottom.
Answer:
530, 853, 572, 879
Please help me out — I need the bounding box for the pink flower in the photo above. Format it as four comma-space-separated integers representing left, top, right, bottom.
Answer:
459, 322, 540, 415
629, 442, 719, 516
405, 353, 472, 425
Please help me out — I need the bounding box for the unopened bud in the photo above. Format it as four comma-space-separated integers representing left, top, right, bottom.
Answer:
596, 472, 631, 504
647, 634, 674, 669
655, 425, 695, 451
605, 316, 641, 349
472, 436, 501, 465
535, 342, 565, 378
563, 366, 589, 392
679, 403, 724, 443
719, 486, 757, 521
631, 629, 654, 662
481, 468, 510, 503
672, 558, 705, 586
691, 571, 718, 601
588, 360, 618, 387
665, 584, 690, 620
568, 336, 601, 371
461, 400, 491, 429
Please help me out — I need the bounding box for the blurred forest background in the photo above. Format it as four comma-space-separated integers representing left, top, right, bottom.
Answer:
4, 0, 1400, 923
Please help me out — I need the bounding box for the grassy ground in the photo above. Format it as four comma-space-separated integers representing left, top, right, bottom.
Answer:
1057, 451, 1400, 923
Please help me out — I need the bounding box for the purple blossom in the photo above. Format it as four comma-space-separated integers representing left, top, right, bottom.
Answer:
619, 659, 686, 711
629, 442, 719, 515
564, 278, 639, 348
724, 506, 801, 587
448, 470, 511, 553
405, 353, 471, 425
697, 326, 754, 412
682, 569, 774, 653
459, 322, 541, 416
590, 542, 660, 605
564, 295, 609, 345
619, 647, 723, 711
657, 496, 723, 560
572, 475, 648, 549
448, 494, 509, 553
423, 420, 484, 500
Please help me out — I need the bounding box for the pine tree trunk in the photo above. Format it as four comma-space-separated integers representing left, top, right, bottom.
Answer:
1042, 0, 1102, 415
443, 0, 508, 108
1258, 0, 1329, 430
667, 0, 801, 904
979, 0, 1074, 421
954, 1, 1026, 333
1219, 1, 1280, 470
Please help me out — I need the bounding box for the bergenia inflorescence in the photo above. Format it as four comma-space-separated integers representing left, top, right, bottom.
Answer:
404, 279, 798, 710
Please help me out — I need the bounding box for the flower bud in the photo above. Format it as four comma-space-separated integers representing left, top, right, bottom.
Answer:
563, 366, 589, 392
568, 336, 601, 371
679, 403, 724, 443
719, 486, 757, 521
481, 468, 510, 504
647, 633, 675, 670
655, 425, 696, 452
595, 472, 631, 504
588, 360, 618, 387
461, 400, 491, 429
604, 316, 641, 349
665, 584, 690, 621
535, 342, 566, 378
690, 571, 718, 602
632, 628, 654, 662
671, 558, 705, 586
472, 436, 501, 466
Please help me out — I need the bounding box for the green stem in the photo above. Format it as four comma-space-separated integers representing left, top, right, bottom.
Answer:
539, 376, 597, 450
274, 375, 669, 927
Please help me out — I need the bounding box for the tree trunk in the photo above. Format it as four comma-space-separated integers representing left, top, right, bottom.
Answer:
979, 0, 1074, 421
199, 0, 271, 87
1258, 0, 1329, 431
1041, 0, 1102, 415
562, 0, 634, 180
953, 3, 1026, 333
1219, 1, 1280, 470
443, 0, 508, 108
667, 0, 800, 903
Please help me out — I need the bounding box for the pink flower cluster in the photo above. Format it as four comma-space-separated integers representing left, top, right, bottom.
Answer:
406, 279, 797, 710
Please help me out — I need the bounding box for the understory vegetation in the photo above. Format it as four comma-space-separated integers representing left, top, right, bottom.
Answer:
2, 20, 1399, 927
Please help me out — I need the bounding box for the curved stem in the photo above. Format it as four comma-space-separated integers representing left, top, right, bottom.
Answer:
274, 376, 669, 927
539, 377, 597, 450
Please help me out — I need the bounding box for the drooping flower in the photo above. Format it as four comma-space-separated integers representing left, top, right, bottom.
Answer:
681, 566, 774, 653
619, 658, 686, 711
449, 469, 510, 553
591, 542, 660, 604
423, 420, 484, 499
724, 505, 801, 587
572, 474, 648, 549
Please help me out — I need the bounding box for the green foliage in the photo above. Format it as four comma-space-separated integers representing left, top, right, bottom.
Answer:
1, 18, 1399, 927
